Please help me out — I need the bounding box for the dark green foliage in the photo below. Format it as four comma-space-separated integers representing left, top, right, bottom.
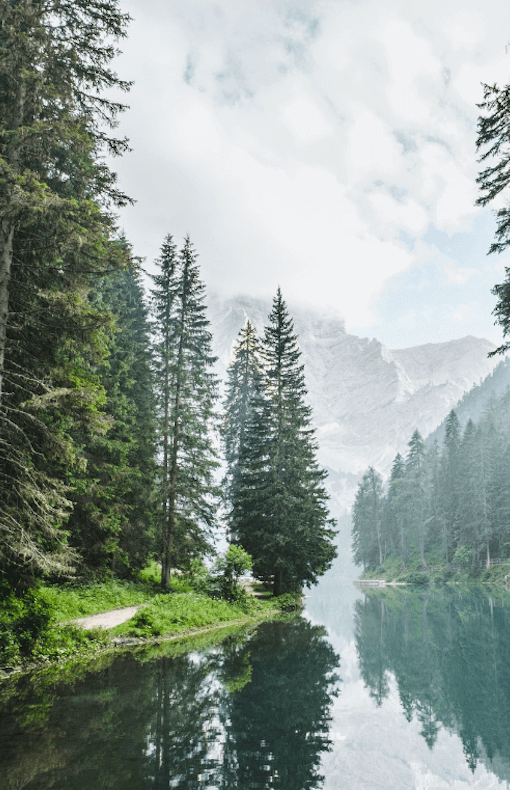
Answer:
476, 83, 510, 355
0, 582, 53, 666
222, 320, 262, 540
66, 259, 156, 577
151, 235, 220, 589
0, 0, 135, 586
229, 290, 337, 595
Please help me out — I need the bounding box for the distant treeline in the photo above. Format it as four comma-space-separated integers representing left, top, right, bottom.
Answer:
352, 394, 510, 572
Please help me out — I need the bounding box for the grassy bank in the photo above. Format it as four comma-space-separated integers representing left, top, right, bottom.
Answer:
358, 548, 510, 586
0, 563, 301, 675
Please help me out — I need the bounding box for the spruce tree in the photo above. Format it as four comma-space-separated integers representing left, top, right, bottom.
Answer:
222, 320, 262, 541
0, 1, 133, 585
151, 236, 219, 589
234, 290, 337, 595
66, 262, 156, 577
0, 0, 132, 406
352, 467, 385, 570
404, 430, 427, 567
437, 410, 462, 563
383, 453, 407, 567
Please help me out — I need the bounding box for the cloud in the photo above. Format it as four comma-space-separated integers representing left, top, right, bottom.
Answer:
452, 302, 477, 321
114, 0, 510, 344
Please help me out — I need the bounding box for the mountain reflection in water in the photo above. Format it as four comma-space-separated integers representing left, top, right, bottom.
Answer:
0, 617, 340, 790
354, 586, 510, 781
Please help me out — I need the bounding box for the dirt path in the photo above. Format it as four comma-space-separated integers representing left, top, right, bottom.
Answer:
70, 605, 143, 630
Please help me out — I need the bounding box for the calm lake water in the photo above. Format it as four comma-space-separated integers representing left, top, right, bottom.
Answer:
2, 562, 510, 789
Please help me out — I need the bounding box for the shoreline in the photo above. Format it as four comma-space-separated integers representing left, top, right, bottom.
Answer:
0, 607, 287, 683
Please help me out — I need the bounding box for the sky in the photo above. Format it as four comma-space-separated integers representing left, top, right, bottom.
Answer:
109, 0, 510, 349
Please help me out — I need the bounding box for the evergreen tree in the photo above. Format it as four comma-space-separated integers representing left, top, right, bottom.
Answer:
66, 261, 156, 577
0, 0, 132, 405
222, 320, 262, 541
352, 467, 385, 570
235, 290, 337, 595
437, 410, 462, 563
0, 0, 133, 585
456, 420, 479, 564
383, 453, 408, 567
404, 430, 427, 567
151, 235, 219, 589
476, 83, 510, 355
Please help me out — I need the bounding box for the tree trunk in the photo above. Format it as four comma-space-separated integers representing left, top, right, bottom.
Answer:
0, 218, 14, 406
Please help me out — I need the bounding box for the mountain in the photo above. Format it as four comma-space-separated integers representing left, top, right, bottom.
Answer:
208, 293, 497, 515
426, 357, 510, 447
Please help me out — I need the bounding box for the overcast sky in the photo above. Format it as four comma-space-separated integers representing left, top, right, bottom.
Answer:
110, 0, 510, 349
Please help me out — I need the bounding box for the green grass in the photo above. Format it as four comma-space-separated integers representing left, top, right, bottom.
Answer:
0, 561, 302, 674
358, 546, 510, 587
111, 592, 252, 638
39, 579, 157, 622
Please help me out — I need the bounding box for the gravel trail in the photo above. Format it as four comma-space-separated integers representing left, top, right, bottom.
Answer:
70, 605, 143, 630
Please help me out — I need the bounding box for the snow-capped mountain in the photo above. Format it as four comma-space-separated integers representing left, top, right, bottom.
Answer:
208, 293, 497, 515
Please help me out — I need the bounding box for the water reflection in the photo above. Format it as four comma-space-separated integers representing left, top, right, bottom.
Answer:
354, 586, 510, 781
0, 617, 340, 790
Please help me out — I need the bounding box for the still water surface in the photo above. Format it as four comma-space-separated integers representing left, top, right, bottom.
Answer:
2, 566, 510, 789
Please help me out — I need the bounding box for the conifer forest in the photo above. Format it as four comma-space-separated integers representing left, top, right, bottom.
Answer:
0, 0, 337, 637
352, 400, 510, 575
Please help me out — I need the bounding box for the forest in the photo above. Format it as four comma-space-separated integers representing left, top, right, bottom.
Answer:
352, 390, 510, 577
0, 1, 336, 665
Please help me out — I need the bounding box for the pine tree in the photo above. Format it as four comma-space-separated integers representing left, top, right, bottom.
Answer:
66, 261, 156, 577
234, 290, 337, 595
437, 410, 462, 563
404, 430, 427, 567
383, 453, 408, 567
222, 320, 262, 541
0, 1, 133, 585
151, 236, 219, 589
476, 83, 510, 355
352, 467, 385, 570
0, 0, 132, 406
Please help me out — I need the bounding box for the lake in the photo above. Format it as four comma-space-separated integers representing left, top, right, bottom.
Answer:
2, 562, 510, 789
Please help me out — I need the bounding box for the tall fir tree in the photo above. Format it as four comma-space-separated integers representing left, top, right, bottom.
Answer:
383, 453, 407, 567
437, 410, 462, 563
222, 320, 262, 541
233, 290, 337, 595
0, 0, 133, 586
66, 261, 156, 577
151, 235, 219, 589
404, 430, 427, 567
352, 467, 385, 570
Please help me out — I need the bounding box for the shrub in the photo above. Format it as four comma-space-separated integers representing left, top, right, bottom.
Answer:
0, 585, 54, 667
398, 571, 428, 584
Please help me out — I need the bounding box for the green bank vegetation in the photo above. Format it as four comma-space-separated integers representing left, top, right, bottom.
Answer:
0, 3, 334, 673
0, 555, 301, 674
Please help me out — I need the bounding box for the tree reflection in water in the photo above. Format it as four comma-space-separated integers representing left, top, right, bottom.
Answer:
354, 586, 510, 779
0, 616, 340, 790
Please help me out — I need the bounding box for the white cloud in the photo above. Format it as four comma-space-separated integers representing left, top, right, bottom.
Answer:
452, 302, 477, 321
114, 0, 510, 345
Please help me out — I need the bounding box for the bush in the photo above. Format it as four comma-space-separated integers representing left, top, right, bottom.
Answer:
398, 571, 429, 584
0, 585, 54, 667
274, 592, 302, 611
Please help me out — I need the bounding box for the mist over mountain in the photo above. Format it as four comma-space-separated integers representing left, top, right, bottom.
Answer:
426, 357, 510, 448
208, 294, 497, 519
